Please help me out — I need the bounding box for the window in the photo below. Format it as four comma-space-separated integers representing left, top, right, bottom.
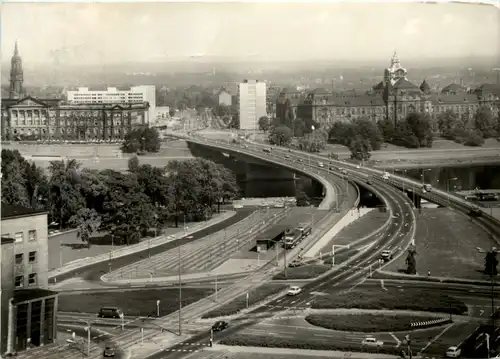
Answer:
28, 273, 37, 286
14, 232, 23, 243
15, 253, 23, 265
29, 251, 37, 263
28, 230, 37, 241
15, 276, 24, 288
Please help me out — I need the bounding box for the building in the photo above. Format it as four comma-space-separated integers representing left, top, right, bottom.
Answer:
1, 97, 149, 142
0, 204, 58, 355
9, 41, 24, 99
217, 89, 232, 107
239, 79, 267, 130
1, 237, 15, 355
282, 52, 500, 129
67, 85, 156, 123
155, 106, 171, 121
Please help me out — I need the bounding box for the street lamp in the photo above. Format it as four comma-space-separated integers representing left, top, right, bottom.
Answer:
447, 177, 458, 205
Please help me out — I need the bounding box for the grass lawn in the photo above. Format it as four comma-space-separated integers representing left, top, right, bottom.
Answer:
58, 288, 213, 317
272, 264, 330, 280
324, 209, 389, 247
383, 208, 495, 280
305, 313, 443, 333
220, 333, 401, 355
201, 283, 287, 318
311, 287, 468, 315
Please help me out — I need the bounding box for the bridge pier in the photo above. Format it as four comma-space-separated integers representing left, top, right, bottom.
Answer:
406, 190, 421, 208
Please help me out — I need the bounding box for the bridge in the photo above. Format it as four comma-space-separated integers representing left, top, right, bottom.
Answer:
186, 134, 500, 241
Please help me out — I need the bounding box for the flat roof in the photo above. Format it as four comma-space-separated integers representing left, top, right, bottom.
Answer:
13, 288, 58, 305
1, 203, 47, 220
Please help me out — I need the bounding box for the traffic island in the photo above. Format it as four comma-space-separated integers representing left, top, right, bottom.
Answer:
272, 264, 330, 280
201, 283, 288, 318
305, 313, 450, 332
219, 334, 403, 356
58, 287, 214, 317
310, 288, 468, 315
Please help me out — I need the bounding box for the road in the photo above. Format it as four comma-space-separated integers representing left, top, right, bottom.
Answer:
148, 144, 416, 358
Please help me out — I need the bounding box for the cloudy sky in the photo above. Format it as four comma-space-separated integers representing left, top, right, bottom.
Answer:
2, 1, 499, 65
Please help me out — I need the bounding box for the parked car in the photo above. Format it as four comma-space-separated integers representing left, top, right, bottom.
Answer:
361, 336, 384, 348
211, 321, 228, 332
318, 162, 324, 167
103, 345, 116, 357
445, 346, 461, 358
287, 286, 302, 296
288, 259, 303, 268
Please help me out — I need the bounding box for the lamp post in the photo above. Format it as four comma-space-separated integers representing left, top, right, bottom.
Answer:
446, 177, 458, 205
178, 235, 182, 336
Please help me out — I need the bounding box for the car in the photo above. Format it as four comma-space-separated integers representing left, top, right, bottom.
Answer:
361, 336, 384, 347
341, 169, 348, 175
288, 259, 303, 268
287, 286, 302, 296
318, 162, 324, 167
211, 320, 228, 332
285, 155, 291, 159
445, 346, 461, 358
98, 307, 123, 319
103, 345, 116, 357
297, 158, 303, 162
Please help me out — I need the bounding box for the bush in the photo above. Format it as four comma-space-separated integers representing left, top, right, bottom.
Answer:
311, 288, 468, 315
305, 313, 443, 332
463, 130, 485, 147
201, 284, 287, 318
272, 264, 330, 280
220, 333, 402, 355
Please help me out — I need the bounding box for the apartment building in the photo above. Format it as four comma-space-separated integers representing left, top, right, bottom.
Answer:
67, 85, 156, 123
239, 80, 267, 130
0, 204, 58, 355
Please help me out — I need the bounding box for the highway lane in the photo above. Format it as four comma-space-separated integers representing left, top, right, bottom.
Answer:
53, 209, 252, 283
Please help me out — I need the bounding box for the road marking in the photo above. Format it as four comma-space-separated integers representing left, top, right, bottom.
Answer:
390, 332, 401, 347
479, 309, 484, 316
313, 333, 333, 338
420, 323, 454, 353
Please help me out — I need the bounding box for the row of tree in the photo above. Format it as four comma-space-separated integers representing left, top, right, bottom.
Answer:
437, 106, 500, 147
1, 149, 239, 247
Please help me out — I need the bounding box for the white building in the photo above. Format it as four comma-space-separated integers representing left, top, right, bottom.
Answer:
239, 80, 266, 130
67, 85, 156, 123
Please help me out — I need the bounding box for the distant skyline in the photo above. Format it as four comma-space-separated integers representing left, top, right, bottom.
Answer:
2, 2, 499, 66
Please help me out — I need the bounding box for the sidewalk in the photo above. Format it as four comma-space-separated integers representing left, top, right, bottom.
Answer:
203, 345, 400, 358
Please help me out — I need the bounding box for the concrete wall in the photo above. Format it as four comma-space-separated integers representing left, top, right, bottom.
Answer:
1, 214, 49, 289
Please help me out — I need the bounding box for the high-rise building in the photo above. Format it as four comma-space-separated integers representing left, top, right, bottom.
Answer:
67, 85, 156, 123
9, 41, 24, 99
239, 80, 267, 130
0, 204, 58, 355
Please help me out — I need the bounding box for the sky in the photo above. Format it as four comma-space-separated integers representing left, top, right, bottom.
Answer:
2, 1, 499, 66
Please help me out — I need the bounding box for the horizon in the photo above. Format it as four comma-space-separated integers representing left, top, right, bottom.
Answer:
2, 2, 499, 66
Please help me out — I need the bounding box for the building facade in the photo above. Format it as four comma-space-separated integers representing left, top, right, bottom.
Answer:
1, 96, 149, 142
218, 89, 232, 107
0, 204, 58, 355
282, 52, 500, 129
239, 80, 267, 130
1, 238, 16, 355
66, 85, 156, 123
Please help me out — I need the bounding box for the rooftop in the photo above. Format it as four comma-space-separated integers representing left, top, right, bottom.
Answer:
13, 288, 58, 305
430, 94, 479, 104
393, 78, 420, 90
1, 203, 47, 220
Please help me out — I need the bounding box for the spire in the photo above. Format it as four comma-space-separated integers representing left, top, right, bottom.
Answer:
14, 40, 19, 56
420, 79, 431, 94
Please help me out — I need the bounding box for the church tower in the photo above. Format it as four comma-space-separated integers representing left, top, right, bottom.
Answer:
9, 41, 24, 99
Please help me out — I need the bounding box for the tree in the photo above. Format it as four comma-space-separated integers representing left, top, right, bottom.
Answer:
1, 156, 30, 207
128, 155, 140, 172
474, 106, 496, 138
298, 132, 327, 152
437, 110, 460, 138
406, 244, 417, 275
168, 108, 176, 117
484, 250, 498, 276
378, 118, 396, 142
295, 189, 310, 207
229, 113, 240, 129
405, 112, 433, 147
392, 120, 420, 148
269, 125, 293, 146
258, 116, 270, 132
69, 208, 101, 248
354, 118, 384, 151
121, 127, 161, 154
349, 135, 372, 161
215, 104, 231, 118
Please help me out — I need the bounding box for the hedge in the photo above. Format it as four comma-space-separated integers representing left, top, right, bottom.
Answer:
311, 288, 468, 315
305, 313, 441, 332
272, 264, 330, 280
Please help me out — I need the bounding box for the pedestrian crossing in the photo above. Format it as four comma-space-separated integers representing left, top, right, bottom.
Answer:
164, 342, 211, 353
